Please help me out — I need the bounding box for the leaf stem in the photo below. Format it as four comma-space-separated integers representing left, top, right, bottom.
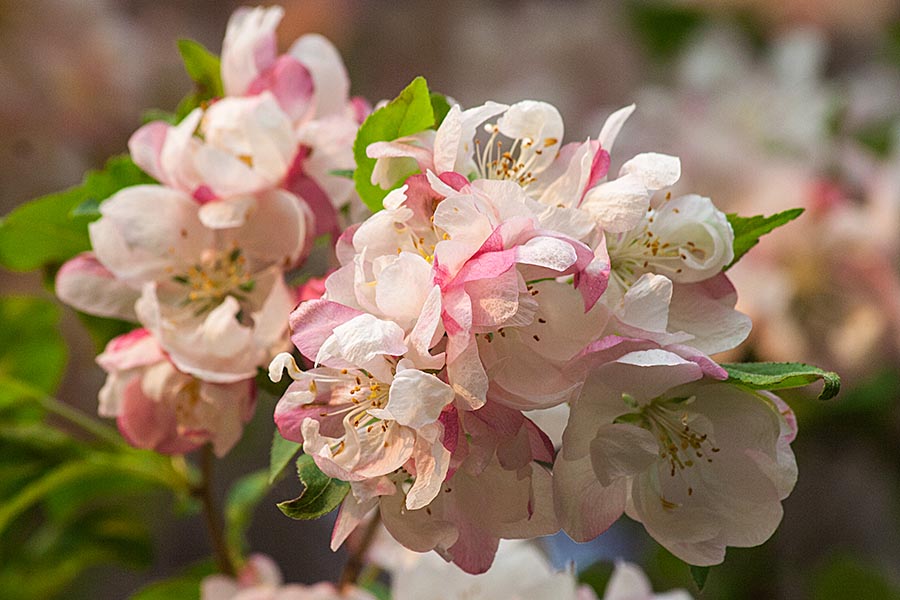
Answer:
4, 376, 125, 449
339, 511, 381, 589
194, 445, 237, 577
37, 393, 126, 449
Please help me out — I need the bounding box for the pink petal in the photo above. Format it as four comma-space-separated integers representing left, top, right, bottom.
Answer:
284, 145, 341, 240
128, 121, 168, 183
56, 253, 140, 321
289, 299, 364, 362
247, 55, 314, 122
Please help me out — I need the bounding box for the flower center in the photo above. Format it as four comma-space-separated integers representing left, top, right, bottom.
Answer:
643, 398, 720, 480
607, 212, 705, 289
473, 123, 557, 188
172, 247, 255, 314
308, 370, 395, 455
617, 395, 720, 483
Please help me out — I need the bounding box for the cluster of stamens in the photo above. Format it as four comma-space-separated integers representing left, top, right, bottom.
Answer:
473, 124, 557, 188
609, 221, 689, 290
309, 370, 394, 455
641, 398, 720, 480
172, 247, 255, 314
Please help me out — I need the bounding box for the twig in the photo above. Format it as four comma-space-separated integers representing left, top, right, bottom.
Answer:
194, 445, 237, 577
339, 510, 381, 589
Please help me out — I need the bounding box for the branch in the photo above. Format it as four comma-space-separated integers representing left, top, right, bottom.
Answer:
194, 445, 237, 577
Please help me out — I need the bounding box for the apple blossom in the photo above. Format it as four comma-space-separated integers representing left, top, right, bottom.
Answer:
80, 184, 309, 383
554, 348, 797, 566
270, 302, 453, 509
96, 329, 255, 456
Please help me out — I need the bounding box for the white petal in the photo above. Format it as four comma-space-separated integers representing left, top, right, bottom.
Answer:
377, 369, 454, 429
618, 274, 673, 333
598, 104, 636, 153
55, 253, 139, 321
619, 152, 681, 190
316, 314, 408, 369
289, 33, 351, 118
89, 185, 210, 282
581, 174, 651, 233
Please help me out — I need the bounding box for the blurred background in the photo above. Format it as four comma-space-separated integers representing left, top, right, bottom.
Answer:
2, 0, 900, 598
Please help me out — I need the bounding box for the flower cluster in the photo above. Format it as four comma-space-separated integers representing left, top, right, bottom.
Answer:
55, 6, 364, 456
270, 97, 797, 571
49, 4, 838, 589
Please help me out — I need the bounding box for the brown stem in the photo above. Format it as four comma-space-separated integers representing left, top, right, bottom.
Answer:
339, 510, 381, 589
195, 445, 237, 577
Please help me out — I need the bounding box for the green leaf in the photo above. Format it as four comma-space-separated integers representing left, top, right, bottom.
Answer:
726, 208, 804, 269
0, 155, 154, 272
690, 565, 710, 591
269, 430, 302, 484
722, 362, 841, 400
224, 470, 270, 560
353, 76, 435, 212
0, 509, 153, 599
430, 92, 452, 127
177, 38, 223, 99
277, 454, 349, 520
0, 296, 66, 409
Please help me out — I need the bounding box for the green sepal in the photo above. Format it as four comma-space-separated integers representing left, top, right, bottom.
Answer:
174, 39, 223, 119
690, 565, 710, 591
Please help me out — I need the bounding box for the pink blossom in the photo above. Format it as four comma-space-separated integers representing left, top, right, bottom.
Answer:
97, 329, 254, 457
82, 184, 308, 383
554, 349, 797, 566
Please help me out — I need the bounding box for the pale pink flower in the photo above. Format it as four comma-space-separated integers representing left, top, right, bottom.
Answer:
79, 184, 308, 383
555, 348, 797, 566
220, 5, 364, 225
328, 399, 557, 574
333, 454, 557, 575
322, 177, 603, 410
270, 302, 454, 510
129, 94, 300, 228
368, 100, 680, 236
96, 329, 254, 457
